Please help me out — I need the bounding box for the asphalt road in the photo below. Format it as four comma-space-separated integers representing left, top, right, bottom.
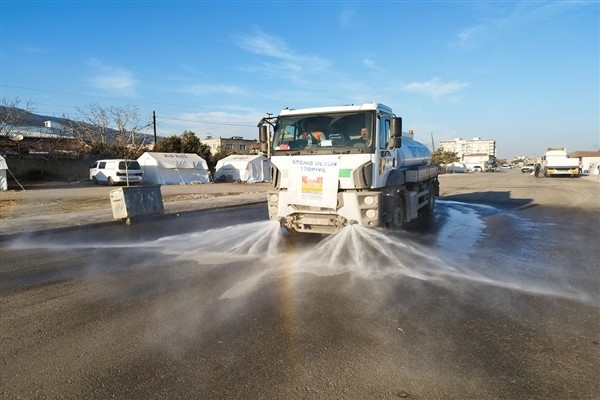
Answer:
1, 171, 599, 399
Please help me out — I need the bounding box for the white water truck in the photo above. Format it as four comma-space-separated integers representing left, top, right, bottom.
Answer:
541, 147, 580, 177
258, 103, 439, 235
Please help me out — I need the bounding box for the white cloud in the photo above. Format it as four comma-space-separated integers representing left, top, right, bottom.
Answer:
234, 28, 331, 78
451, 1, 589, 50
363, 58, 383, 72
400, 77, 468, 101
87, 59, 137, 97
452, 23, 487, 50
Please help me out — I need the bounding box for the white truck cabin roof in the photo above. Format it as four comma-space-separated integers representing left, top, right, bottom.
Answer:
277, 103, 393, 117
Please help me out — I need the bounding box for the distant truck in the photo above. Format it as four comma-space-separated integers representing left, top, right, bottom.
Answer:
541, 148, 579, 177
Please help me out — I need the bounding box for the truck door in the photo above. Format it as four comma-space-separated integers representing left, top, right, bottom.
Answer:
378, 117, 396, 179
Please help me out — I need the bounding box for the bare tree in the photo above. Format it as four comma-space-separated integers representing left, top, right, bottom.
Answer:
75, 103, 151, 159
110, 104, 151, 158
74, 103, 113, 147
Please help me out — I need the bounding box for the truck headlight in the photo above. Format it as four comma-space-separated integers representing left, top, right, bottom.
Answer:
364, 196, 375, 205
269, 193, 279, 203
366, 209, 377, 219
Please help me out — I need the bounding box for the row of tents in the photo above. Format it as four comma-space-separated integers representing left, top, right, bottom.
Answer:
0, 153, 270, 191
136, 152, 270, 185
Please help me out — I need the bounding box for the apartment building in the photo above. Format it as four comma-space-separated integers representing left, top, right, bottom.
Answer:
439, 137, 496, 159
439, 137, 497, 171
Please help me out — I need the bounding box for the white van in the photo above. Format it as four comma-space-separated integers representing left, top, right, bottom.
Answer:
89, 159, 143, 185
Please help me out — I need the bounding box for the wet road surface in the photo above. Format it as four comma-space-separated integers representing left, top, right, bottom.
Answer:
1, 171, 599, 399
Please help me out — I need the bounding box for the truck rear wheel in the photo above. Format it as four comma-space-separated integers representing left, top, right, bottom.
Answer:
421, 182, 436, 217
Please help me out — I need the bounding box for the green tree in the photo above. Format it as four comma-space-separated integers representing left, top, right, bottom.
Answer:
197, 142, 214, 170
180, 130, 200, 153
431, 148, 459, 165
153, 135, 182, 153
153, 131, 218, 172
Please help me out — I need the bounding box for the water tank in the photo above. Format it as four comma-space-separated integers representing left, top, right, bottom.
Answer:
394, 137, 432, 169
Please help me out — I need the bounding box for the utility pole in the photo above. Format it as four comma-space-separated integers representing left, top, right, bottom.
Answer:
431, 132, 435, 151
153, 111, 157, 147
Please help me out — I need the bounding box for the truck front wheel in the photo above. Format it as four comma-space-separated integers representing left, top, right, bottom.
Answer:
387, 196, 405, 229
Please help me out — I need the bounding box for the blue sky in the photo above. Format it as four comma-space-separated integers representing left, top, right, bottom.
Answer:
1, 0, 598, 159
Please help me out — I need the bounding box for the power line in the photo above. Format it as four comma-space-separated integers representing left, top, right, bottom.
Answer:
158, 114, 255, 127
1, 84, 202, 109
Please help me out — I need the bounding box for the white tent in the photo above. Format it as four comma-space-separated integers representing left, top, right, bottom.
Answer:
214, 154, 270, 183
0, 155, 7, 191
137, 152, 210, 185
445, 162, 467, 173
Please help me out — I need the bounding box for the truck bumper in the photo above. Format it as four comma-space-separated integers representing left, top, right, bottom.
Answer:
544, 168, 580, 177
267, 190, 383, 234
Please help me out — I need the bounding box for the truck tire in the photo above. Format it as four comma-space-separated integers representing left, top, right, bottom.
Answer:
92, 176, 98, 185
108, 177, 115, 186
421, 181, 436, 217
388, 196, 405, 229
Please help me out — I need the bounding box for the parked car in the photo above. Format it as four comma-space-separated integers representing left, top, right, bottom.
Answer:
89, 159, 143, 185
498, 164, 512, 170
521, 163, 535, 173
473, 165, 482, 172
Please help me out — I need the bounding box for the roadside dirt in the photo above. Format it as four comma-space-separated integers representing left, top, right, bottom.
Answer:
0, 181, 271, 235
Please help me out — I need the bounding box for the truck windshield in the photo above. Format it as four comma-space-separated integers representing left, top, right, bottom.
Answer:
272, 111, 375, 152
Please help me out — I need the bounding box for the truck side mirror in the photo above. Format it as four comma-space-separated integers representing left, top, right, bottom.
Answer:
259, 125, 269, 153
389, 117, 402, 149
259, 125, 269, 143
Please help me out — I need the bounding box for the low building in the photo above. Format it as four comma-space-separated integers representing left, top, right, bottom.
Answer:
569, 151, 600, 175
1, 121, 79, 157
202, 136, 258, 156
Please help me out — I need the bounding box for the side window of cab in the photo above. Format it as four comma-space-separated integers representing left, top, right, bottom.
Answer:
379, 118, 390, 150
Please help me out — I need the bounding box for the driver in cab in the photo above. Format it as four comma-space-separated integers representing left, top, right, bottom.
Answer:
353, 127, 371, 147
